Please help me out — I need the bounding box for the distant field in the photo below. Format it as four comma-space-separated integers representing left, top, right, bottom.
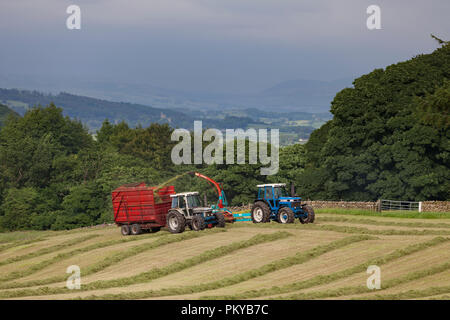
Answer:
0, 210, 449, 300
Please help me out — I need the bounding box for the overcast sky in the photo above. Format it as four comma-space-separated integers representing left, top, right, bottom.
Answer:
0, 0, 449, 94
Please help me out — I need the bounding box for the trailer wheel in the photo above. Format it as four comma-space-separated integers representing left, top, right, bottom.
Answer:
251, 201, 270, 223
130, 224, 141, 235
191, 215, 206, 231
277, 207, 295, 224
214, 212, 226, 228
121, 225, 131, 236
167, 211, 186, 234
303, 205, 315, 223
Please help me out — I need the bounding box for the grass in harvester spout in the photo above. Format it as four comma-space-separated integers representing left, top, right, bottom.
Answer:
153, 172, 189, 203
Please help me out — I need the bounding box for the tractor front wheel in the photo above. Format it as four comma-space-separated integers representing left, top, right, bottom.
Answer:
191, 215, 206, 231
277, 207, 295, 224
214, 212, 226, 228
303, 205, 315, 223
251, 201, 270, 223
167, 210, 186, 233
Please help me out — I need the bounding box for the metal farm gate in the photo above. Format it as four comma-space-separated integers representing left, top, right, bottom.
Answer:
380, 199, 422, 212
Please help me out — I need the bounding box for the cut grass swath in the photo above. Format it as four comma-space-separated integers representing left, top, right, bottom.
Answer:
0, 234, 101, 266
79, 231, 293, 291
203, 236, 449, 299
275, 260, 450, 300
230, 222, 450, 236
0, 231, 290, 298
317, 216, 450, 229
364, 287, 450, 300
77, 235, 374, 300
316, 208, 450, 219
0, 231, 169, 289
0, 229, 226, 297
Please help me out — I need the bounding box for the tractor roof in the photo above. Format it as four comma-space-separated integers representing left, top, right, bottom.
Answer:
170, 192, 199, 197
257, 183, 286, 188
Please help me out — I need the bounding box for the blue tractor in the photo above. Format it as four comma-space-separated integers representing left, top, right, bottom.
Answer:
251, 184, 315, 224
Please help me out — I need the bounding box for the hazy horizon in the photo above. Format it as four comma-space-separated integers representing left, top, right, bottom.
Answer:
1, 0, 449, 96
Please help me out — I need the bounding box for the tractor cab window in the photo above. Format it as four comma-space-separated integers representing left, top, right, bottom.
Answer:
172, 196, 186, 208
265, 187, 273, 199
171, 197, 177, 208
274, 186, 289, 198
186, 194, 201, 208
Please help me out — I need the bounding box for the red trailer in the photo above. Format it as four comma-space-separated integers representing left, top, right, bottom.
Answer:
112, 182, 175, 235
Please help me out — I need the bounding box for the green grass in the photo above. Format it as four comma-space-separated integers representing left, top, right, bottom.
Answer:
317, 208, 450, 219
317, 216, 450, 229
230, 221, 450, 236
76, 235, 374, 300
203, 236, 449, 299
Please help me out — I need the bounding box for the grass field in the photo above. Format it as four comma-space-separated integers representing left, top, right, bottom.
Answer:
0, 210, 449, 300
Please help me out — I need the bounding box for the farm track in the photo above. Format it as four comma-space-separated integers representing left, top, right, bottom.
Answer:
1, 212, 450, 300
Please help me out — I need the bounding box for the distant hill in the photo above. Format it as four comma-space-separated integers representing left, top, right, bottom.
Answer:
0, 89, 195, 131
256, 78, 352, 113
0, 103, 19, 127
0, 74, 349, 114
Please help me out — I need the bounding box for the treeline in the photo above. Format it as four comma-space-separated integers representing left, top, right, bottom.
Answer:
0, 106, 295, 231
298, 41, 450, 201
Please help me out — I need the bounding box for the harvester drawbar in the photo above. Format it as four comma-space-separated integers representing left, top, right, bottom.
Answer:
187, 172, 235, 223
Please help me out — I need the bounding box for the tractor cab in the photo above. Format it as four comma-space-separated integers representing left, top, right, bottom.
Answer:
257, 183, 302, 209
170, 192, 212, 217
167, 192, 225, 233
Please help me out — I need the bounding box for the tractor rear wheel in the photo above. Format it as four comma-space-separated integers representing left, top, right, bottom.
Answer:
277, 207, 295, 224
121, 225, 131, 236
167, 210, 186, 233
191, 215, 206, 231
303, 205, 315, 223
251, 201, 270, 223
215, 212, 226, 228
131, 224, 142, 235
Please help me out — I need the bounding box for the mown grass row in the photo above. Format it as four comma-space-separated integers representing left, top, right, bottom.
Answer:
0, 234, 101, 266
317, 216, 450, 229
0, 225, 116, 249
355, 286, 450, 300
74, 235, 374, 300
202, 236, 449, 299
316, 208, 450, 219
274, 260, 450, 300
79, 231, 293, 291
0, 228, 227, 295
0, 231, 292, 298
0, 238, 47, 254
0, 231, 168, 289
230, 221, 450, 236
